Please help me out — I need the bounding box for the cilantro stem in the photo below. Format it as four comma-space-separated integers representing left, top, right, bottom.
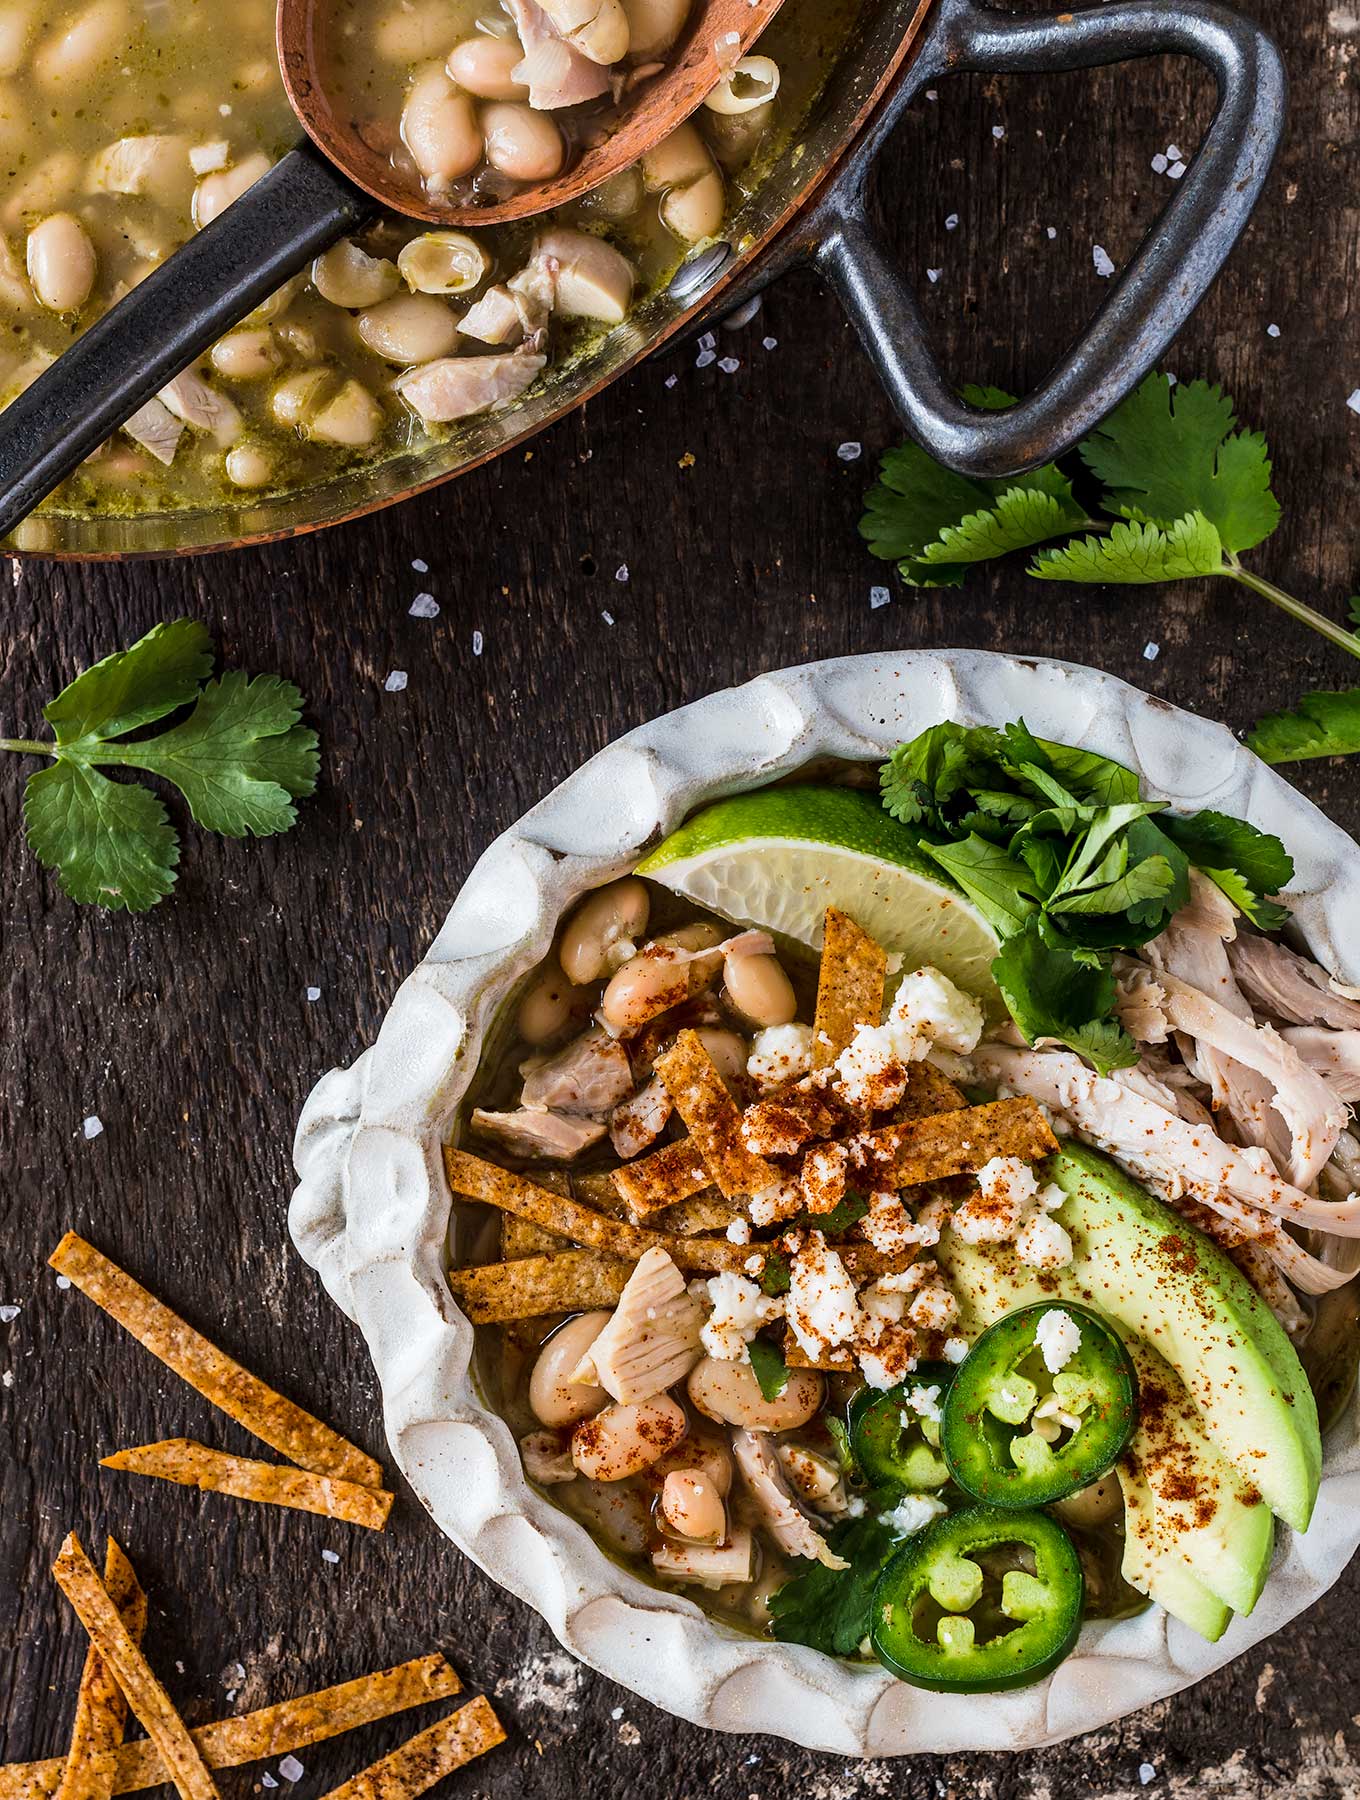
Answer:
0, 738, 50, 756
1224, 559, 1360, 663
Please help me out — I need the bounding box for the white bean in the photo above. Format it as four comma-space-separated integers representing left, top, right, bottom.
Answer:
621, 0, 689, 58
401, 65, 483, 186
559, 877, 650, 985
575, 166, 644, 222
481, 102, 564, 182
691, 1027, 748, 1083
308, 379, 382, 447
375, 0, 459, 63
653, 1434, 733, 1496
641, 122, 711, 192
446, 35, 527, 100
356, 291, 459, 364
224, 443, 274, 489
704, 55, 780, 115
0, 5, 35, 79
210, 327, 278, 381
1053, 1474, 1123, 1530
33, 0, 128, 91
193, 152, 272, 228
517, 968, 581, 1046
600, 949, 691, 1033
397, 230, 489, 296
312, 238, 399, 309
26, 212, 95, 312
271, 367, 331, 429
687, 1356, 823, 1430
571, 1393, 686, 1480
723, 951, 796, 1028
660, 1469, 726, 1543
529, 1311, 611, 1427
660, 167, 725, 243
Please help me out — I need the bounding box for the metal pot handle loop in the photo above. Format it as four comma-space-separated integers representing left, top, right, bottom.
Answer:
812, 0, 1285, 478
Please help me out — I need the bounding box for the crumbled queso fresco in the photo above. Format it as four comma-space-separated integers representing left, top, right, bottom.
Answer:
834, 967, 985, 1109
1035, 1308, 1083, 1373
950, 1155, 1074, 1270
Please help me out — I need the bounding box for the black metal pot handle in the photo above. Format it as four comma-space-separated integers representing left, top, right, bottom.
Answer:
812, 0, 1286, 478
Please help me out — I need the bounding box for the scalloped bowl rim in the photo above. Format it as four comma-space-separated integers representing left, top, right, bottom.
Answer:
289, 648, 1360, 1756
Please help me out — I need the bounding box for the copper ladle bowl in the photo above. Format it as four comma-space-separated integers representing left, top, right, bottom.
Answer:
278, 0, 786, 226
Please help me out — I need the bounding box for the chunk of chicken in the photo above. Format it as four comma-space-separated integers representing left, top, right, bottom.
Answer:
520, 1428, 576, 1484
469, 1107, 605, 1159
533, 228, 633, 324
1282, 1027, 1360, 1103
609, 1073, 672, 1158
731, 1429, 847, 1568
538, 0, 630, 63
457, 285, 523, 347
521, 1026, 634, 1116
652, 1526, 753, 1586
88, 135, 190, 204
507, 0, 612, 107
121, 395, 184, 465
973, 1042, 1360, 1246
570, 1246, 703, 1402
396, 350, 546, 423
158, 369, 242, 445
1228, 934, 1360, 1031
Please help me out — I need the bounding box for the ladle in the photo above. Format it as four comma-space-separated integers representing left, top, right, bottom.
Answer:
0, 0, 783, 542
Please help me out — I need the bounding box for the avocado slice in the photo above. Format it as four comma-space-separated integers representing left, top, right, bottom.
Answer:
937, 1235, 1273, 1638
1042, 1143, 1320, 1532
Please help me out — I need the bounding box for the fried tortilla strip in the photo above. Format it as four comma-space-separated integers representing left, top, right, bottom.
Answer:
53, 1538, 146, 1800
49, 1233, 380, 1489
501, 1215, 564, 1258
101, 1441, 395, 1531
657, 1195, 740, 1236
783, 1330, 855, 1372
653, 1031, 777, 1200
448, 1251, 630, 1323
895, 1060, 967, 1121
811, 907, 887, 1069
740, 1082, 847, 1157
0, 1657, 463, 1800
444, 1150, 751, 1273
851, 1095, 1058, 1188
52, 1534, 219, 1800
315, 1697, 505, 1800
609, 1138, 711, 1216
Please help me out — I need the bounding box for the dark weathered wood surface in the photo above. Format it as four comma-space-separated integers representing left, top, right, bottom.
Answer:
4, 1, 1358, 1794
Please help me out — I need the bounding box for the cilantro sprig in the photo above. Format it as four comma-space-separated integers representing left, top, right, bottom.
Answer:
880, 720, 1293, 1072
2, 619, 318, 911
861, 373, 1360, 758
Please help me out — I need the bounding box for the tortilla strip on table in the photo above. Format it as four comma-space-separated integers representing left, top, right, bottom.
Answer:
100, 1441, 395, 1531
850, 1095, 1058, 1187
811, 907, 888, 1069
652, 1032, 777, 1200
0, 1657, 464, 1800
53, 1537, 146, 1800
443, 1149, 753, 1273
51, 1534, 219, 1800
449, 1251, 631, 1323
314, 1697, 505, 1800
48, 1233, 381, 1489
609, 1138, 712, 1215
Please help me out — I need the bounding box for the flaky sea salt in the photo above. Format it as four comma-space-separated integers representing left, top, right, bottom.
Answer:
1143, 641, 1160, 660
761, 335, 778, 350
0, 1305, 19, 1324
1347, 389, 1360, 415
926, 268, 941, 283
991, 124, 1005, 139
718, 356, 740, 374
601, 609, 615, 626
837, 441, 862, 461
615, 564, 629, 582
409, 593, 439, 618
664, 373, 678, 388
944, 213, 959, 230
1139, 1766, 1157, 1787
279, 1758, 305, 1783
305, 986, 321, 1002
321, 1549, 340, 1564
383, 670, 407, 692
471, 630, 483, 656
870, 586, 891, 609
82, 1116, 103, 1140
1266, 323, 1281, 338
261, 1776, 278, 1789
1093, 245, 1116, 278
411, 557, 428, 573
695, 348, 716, 369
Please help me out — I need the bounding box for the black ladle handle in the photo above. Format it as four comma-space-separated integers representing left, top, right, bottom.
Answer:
0, 144, 370, 540
812, 0, 1286, 477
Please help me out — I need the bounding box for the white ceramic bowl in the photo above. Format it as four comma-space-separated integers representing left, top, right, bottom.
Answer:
290, 649, 1360, 1755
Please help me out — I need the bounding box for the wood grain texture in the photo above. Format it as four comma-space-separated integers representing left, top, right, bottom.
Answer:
3, 1, 1358, 1794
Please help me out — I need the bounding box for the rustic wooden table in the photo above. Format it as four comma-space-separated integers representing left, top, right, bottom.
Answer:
3, 1, 1357, 1794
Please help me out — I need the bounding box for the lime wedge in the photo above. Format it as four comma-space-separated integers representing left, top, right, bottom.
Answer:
636, 785, 1001, 1003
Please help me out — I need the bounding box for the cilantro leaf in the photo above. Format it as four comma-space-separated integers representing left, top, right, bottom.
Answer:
915, 475, 1088, 569
991, 920, 1138, 1075
748, 1335, 790, 1402
1046, 853, 1175, 916
1031, 512, 1225, 585
918, 834, 1040, 937
1160, 811, 1294, 929
24, 762, 179, 912
768, 1517, 896, 1657
810, 1190, 869, 1235
6, 620, 319, 912
1078, 374, 1281, 553
759, 1252, 791, 1297
1246, 687, 1360, 765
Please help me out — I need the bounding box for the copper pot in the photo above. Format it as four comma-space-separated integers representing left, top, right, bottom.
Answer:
23, 0, 1283, 560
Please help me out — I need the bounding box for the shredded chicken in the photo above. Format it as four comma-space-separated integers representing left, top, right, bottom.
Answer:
609, 1074, 672, 1158
506, 0, 612, 107
520, 1429, 576, 1484
396, 350, 546, 423
158, 369, 242, 445
1281, 1028, 1360, 1104
570, 1247, 703, 1403
520, 1026, 634, 1116
121, 395, 185, 465
1229, 933, 1360, 1030
469, 1106, 605, 1160
731, 1429, 848, 1568
652, 1527, 753, 1586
